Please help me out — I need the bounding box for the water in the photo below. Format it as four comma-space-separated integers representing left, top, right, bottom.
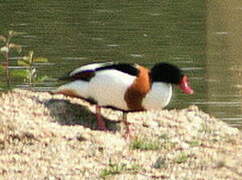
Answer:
0, 0, 242, 129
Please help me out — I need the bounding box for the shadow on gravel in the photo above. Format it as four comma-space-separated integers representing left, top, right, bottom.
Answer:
44, 99, 120, 132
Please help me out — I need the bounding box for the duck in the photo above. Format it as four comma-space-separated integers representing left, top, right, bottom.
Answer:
54, 62, 193, 136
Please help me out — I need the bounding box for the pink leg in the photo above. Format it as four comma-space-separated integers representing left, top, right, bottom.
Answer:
123, 113, 133, 139
95, 105, 107, 131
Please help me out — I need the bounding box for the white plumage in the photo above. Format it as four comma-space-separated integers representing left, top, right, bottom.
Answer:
88, 69, 135, 110
57, 80, 89, 98
142, 83, 172, 110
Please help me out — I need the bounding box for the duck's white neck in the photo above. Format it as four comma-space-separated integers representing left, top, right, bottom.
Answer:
142, 82, 172, 110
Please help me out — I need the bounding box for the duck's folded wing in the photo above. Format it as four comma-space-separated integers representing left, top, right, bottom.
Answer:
96, 63, 139, 76
59, 70, 95, 81
59, 62, 114, 81
59, 62, 139, 82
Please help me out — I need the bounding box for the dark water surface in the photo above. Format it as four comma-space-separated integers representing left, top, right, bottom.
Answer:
0, 0, 242, 129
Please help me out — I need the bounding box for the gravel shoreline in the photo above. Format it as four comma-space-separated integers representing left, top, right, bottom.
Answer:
0, 89, 241, 179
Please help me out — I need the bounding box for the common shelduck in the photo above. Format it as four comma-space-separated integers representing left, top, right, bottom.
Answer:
54, 62, 193, 136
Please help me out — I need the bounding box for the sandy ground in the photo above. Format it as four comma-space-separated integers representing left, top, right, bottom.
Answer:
0, 89, 241, 180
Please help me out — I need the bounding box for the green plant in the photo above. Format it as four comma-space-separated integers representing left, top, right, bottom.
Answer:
186, 140, 201, 147
162, 141, 176, 150
17, 50, 48, 85
0, 30, 49, 89
100, 160, 140, 178
153, 157, 167, 169
130, 137, 161, 151
159, 133, 169, 140
174, 152, 189, 164
0, 30, 22, 87
159, 133, 176, 150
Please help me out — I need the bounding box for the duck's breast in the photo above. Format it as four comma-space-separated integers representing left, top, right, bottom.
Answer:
142, 82, 172, 110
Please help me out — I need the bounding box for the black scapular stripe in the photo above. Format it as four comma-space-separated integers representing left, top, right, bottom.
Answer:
96, 63, 139, 76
